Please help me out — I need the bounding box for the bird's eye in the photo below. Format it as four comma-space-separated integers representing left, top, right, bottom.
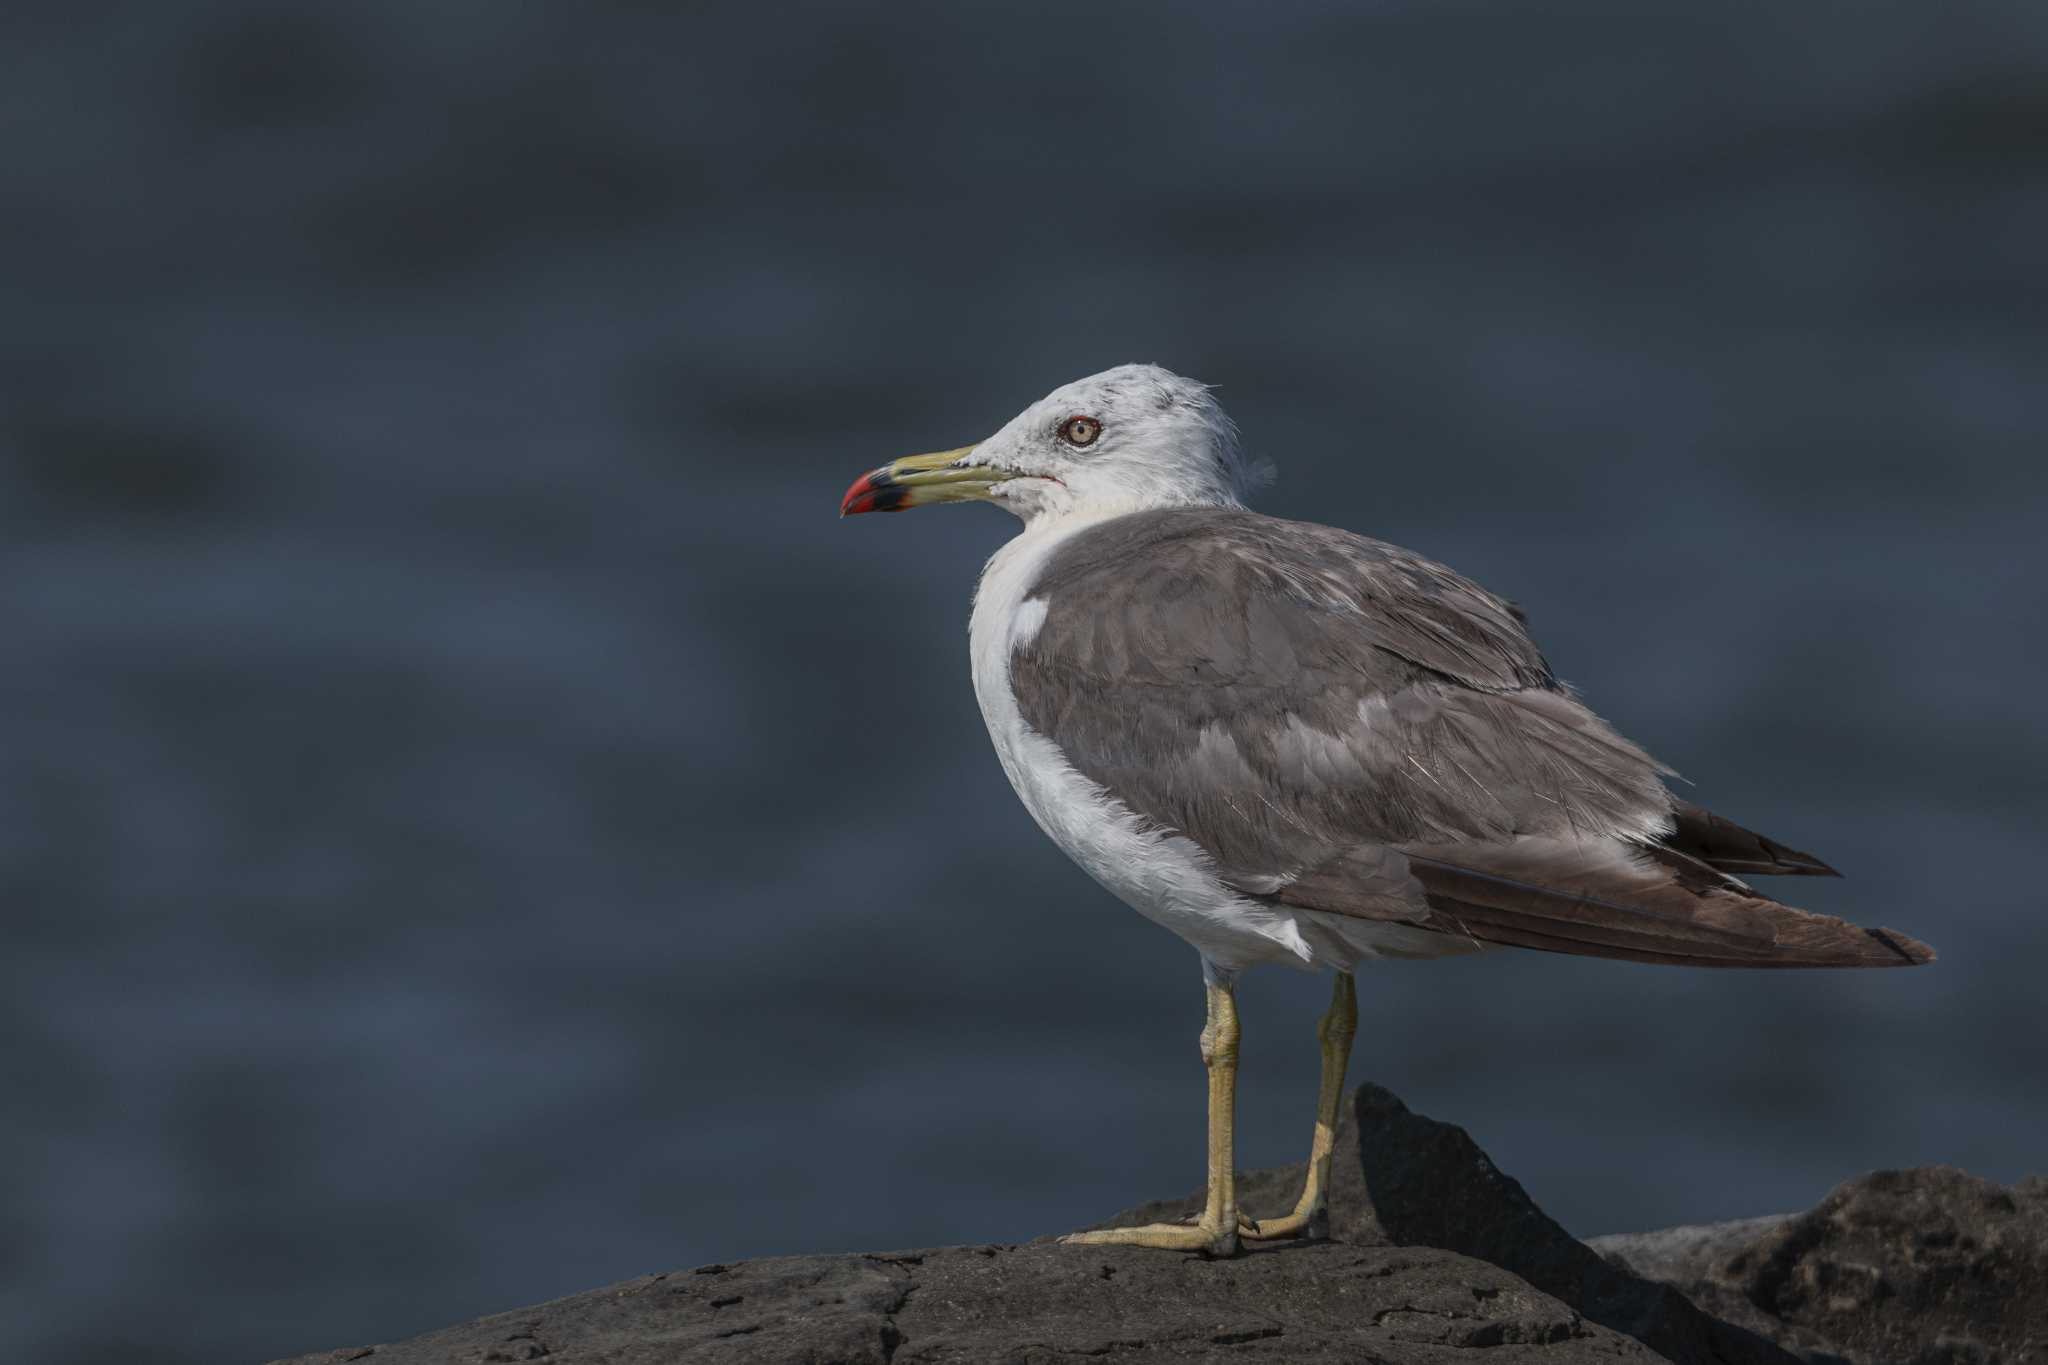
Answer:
1061, 416, 1102, 447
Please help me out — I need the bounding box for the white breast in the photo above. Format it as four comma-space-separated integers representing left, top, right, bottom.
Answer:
967, 512, 1325, 974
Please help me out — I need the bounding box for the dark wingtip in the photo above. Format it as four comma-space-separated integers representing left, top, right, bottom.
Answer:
1662, 802, 1844, 880
1868, 927, 1937, 966
1707, 853, 1842, 878
1749, 834, 1843, 878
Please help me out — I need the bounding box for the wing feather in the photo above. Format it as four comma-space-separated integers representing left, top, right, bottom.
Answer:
1010, 508, 1932, 970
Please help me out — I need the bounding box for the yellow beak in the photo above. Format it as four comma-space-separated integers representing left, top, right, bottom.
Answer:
840, 447, 1019, 516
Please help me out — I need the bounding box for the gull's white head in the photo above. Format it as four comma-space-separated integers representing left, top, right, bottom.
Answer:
841, 364, 1249, 524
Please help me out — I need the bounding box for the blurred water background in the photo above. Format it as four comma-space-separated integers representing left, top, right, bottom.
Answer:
2, 2, 2044, 1360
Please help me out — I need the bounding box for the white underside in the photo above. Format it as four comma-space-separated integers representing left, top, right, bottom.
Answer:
969, 505, 1476, 975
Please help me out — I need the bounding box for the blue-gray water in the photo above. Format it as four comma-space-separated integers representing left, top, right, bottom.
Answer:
3, 3, 2044, 1361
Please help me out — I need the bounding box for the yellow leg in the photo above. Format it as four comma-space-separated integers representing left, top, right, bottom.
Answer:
1244, 971, 1355, 1241
1061, 974, 1243, 1255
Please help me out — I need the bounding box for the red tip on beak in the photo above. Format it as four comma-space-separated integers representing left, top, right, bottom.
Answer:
839, 467, 908, 517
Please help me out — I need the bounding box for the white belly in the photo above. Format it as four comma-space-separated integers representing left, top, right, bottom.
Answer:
967, 512, 1452, 974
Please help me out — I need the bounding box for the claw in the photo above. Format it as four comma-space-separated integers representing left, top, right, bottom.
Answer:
1240, 1202, 1327, 1242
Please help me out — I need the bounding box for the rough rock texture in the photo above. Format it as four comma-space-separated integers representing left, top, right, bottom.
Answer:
277, 1242, 1664, 1364
1592, 1167, 2048, 1365
271, 1085, 2041, 1365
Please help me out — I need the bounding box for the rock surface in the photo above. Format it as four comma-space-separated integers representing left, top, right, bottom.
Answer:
1592, 1167, 2048, 1365
279, 1243, 1666, 1364
271, 1085, 2043, 1364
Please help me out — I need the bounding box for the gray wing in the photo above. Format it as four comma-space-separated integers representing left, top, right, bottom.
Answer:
1012, 508, 1932, 969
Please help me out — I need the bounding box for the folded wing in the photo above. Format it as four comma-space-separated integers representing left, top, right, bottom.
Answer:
1010, 508, 1932, 969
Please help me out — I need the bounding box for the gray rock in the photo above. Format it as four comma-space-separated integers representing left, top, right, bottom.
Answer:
1592, 1166, 2048, 1365
269, 1086, 2039, 1365
1587, 1218, 1793, 1288
268, 1241, 1661, 1364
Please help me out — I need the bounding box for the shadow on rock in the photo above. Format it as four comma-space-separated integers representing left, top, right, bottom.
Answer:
1329, 1083, 1798, 1365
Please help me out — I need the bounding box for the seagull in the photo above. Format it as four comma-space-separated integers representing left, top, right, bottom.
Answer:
840, 363, 1934, 1257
